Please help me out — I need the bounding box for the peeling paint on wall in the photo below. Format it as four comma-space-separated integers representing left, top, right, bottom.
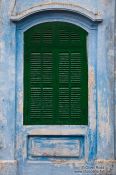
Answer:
0, 0, 115, 174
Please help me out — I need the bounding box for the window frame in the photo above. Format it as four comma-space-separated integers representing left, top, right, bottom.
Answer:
16, 11, 98, 160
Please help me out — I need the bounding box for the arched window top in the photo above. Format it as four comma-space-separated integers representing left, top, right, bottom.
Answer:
24, 22, 88, 125
25, 21, 88, 35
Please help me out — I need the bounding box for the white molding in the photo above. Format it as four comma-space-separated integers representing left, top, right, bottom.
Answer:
10, 2, 102, 22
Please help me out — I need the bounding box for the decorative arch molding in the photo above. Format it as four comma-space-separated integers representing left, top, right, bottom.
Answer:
10, 2, 102, 22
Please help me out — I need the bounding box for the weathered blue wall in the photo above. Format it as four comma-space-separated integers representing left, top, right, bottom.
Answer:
0, 0, 116, 175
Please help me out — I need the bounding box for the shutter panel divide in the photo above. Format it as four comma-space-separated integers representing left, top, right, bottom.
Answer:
24, 22, 88, 125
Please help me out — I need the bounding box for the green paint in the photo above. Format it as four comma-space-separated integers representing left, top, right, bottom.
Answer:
24, 22, 88, 125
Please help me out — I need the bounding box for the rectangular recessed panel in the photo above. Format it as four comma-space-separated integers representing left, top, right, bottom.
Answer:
28, 136, 83, 158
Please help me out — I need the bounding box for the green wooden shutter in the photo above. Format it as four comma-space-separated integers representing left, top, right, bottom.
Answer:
24, 22, 88, 125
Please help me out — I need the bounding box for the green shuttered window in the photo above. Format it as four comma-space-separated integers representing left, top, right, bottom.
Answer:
24, 22, 88, 125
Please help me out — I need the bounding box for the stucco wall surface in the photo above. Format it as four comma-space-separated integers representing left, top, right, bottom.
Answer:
0, 0, 116, 175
